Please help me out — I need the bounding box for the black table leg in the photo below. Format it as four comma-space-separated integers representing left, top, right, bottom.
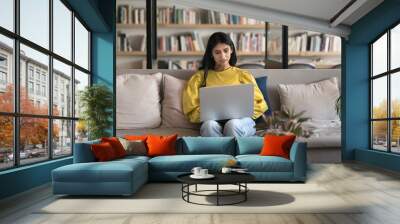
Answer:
217, 184, 219, 206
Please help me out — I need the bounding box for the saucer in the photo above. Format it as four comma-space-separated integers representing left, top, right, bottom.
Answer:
190, 174, 215, 179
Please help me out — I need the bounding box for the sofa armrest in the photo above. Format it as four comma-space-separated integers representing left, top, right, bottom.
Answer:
289, 141, 307, 181
73, 140, 100, 163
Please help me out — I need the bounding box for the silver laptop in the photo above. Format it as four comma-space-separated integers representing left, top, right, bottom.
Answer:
199, 84, 254, 122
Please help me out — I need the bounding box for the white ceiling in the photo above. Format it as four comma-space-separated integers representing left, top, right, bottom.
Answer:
173, 0, 384, 37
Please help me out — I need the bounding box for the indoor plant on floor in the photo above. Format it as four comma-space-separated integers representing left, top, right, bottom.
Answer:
79, 84, 113, 140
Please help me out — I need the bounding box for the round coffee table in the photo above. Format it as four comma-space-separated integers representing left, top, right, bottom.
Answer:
177, 172, 255, 206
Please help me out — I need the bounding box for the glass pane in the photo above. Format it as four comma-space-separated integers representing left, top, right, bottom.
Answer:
391, 24, 400, 70
53, 0, 72, 60
391, 72, 400, 118
288, 28, 341, 69
372, 77, 387, 119
53, 59, 72, 117
74, 69, 89, 118
20, 0, 49, 49
267, 23, 282, 68
0, 35, 14, 113
116, 0, 146, 69
75, 17, 89, 70
372, 33, 387, 76
372, 121, 388, 151
0, 116, 14, 170
391, 120, 400, 153
0, 0, 14, 31
75, 120, 88, 143
20, 117, 49, 165
53, 119, 72, 158
20, 44, 49, 115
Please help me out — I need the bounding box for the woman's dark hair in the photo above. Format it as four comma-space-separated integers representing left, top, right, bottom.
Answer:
199, 32, 237, 87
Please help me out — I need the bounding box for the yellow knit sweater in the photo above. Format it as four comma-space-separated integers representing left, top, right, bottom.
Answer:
182, 67, 267, 123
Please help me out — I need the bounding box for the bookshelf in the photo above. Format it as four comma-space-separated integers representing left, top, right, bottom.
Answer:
116, 0, 341, 69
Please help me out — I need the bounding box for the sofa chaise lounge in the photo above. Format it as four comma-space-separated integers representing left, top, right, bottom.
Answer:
52, 136, 307, 196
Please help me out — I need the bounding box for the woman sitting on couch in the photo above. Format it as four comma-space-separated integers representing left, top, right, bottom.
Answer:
182, 32, 267, 137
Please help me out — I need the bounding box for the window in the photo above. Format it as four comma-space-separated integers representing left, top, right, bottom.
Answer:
28, 81, 34, 94
0, 1, 91, 170
371, 23, 400, 154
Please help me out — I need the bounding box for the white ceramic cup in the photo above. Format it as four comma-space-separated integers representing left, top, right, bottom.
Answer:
221, 167, 232, 174
191, 167, 202, 176
200, 169, 208, 176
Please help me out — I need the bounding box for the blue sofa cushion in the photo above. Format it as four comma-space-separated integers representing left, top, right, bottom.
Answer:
236, 137, 263, 155
180, 137, 235, 155
53, 158, 147, 183
255, 76, 272, 116
236, 155, 293, 172
149, 154, 235, 172
73, 140, 101, 163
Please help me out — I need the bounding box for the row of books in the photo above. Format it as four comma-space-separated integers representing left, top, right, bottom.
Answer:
116, 32, 145, 52
117, 5, 145, 24
288, 33, 341, 52
158, 60, 200, 70
229, 32, 265, 52
117, 4, 262, 25
157, 32, 205, 52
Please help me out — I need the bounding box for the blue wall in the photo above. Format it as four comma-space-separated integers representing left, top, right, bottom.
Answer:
344, 0, 400, 171
0, 0, 115, 200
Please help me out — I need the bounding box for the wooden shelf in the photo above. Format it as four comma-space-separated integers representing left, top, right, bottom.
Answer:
117, 51, 265, 57
290, 51, 341, 57
117, 23, 266, 29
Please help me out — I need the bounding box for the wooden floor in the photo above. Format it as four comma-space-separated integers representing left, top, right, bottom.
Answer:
1, 162, 400, 224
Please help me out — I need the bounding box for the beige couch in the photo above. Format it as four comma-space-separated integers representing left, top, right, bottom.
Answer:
116, 69, 342, 163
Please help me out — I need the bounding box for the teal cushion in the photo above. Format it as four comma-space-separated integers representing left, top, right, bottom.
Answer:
53, 159, 147, 183
236, 137, 263, 155
73, 139, 101, 163
236, 155, 293, 172
149, 154, 235, 172
180, 137, 235, 155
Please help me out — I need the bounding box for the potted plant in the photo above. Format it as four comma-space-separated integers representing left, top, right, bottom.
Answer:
256, 108, 313, 139
79, 84, 113, 140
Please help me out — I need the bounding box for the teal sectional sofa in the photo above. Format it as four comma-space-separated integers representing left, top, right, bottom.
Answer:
52, 137, 307, 196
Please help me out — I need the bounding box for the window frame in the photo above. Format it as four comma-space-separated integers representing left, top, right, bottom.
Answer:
370, 21, 400, 154
0, 0, 92, 171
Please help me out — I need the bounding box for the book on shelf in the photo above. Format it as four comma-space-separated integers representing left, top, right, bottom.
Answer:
229, 32, 265, 52
117, 5, 146, 24
117, 32, 145, 52
157, 32, 204, 52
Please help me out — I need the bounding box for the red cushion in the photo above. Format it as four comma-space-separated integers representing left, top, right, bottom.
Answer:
259, 134, 296, 159
124, 135, 148, 141
91, 142, 118, 161
146, 134, 178, 157
101, 137, 127, 158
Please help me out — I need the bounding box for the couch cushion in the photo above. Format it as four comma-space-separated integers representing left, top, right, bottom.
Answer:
278, 77, 340, 120
180, 137, 235, 155
148, 154, 235, 172
236, 155, 293, 172
116, 73, 162, 129
161, 74, 200, 129
236, 137, 263, 155
52, 158, 147, 183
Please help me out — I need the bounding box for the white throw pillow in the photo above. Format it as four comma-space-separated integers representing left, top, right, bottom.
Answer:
161, 74, 199, 129
117, 73, 162, 129
277, 77, 340, 120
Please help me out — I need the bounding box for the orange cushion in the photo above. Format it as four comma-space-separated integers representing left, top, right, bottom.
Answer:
259, 134, 296, 159
91, 142, 118, 161
146, 134, 178, 157
124, 135, 148, 141
101, 137, 127, 158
